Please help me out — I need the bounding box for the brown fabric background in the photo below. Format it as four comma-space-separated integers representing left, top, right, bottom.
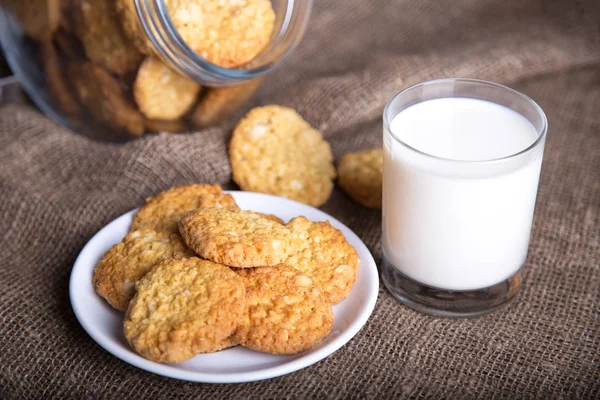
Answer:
1, 0, 599, 398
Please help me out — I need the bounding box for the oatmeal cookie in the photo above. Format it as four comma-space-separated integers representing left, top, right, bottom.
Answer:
179, 208, 298, 267
130, 184, 223, 233
337, 148, 383, 208
235, 265, 334, 354
93, 229, 194, 311
230, 106, 336, 207
133, 57, 201, 121
124, 258, 245, 362
285, 217, 359, 304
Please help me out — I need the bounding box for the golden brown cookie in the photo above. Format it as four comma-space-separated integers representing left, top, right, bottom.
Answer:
69, 61, 145, 136
124, 258, 246, 362
234, 265, 334, 354
115, 0, 155, 55
41, 41, 80, 120
129, 184, 222, 233
74, 0, 142, 75
159, 0, 275, 68
130, 184, 223, 233
337, 148, 383, 209
191, 78, 264, 127
134, 57, 201, 121
93, 229, 194, 311
230, 106, 336, 207
285, 217, 360, 304
179, 208, 298, 267
4, 0, 61, 41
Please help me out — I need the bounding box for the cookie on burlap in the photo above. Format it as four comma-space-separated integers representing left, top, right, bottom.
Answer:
179, 208, 298, 267
115, 0, 155, 55
74, 0, 142, 75
124, 258, 245, 362
130, 184, 223, 233
93, 229, 194, 311
337, 148, 383, 209
41, 41, 79, 120
134, 57, 201, 121
229, 106, 336, 207
4, 0, 60, 41
191, 78, 264, 127
69, 61, 144, 136
285, 217, 359, 304
234, 265, 334, 354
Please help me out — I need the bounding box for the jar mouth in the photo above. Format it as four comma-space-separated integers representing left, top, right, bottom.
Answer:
137, 0, 312, 86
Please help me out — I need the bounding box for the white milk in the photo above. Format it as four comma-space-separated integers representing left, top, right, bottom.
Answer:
383, 98, 544, 291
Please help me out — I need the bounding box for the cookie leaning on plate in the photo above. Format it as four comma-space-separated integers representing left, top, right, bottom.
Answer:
93, 229, 194, 311
124, 258, 246, 363
235, 265, 334, 354
179, 208, 298, 267
230, 106, 336, 207
337, 148, 383, 209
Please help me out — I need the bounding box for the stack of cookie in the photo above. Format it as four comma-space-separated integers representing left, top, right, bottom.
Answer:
93, 184, 360, 363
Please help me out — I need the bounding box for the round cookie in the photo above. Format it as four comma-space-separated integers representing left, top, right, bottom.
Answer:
337, 148, 383, 209
115, 0, 155, 55
179, 208, 299, 267
285, 217, 360, 304
191, 78, 264, 127
234, 265, 334, 354
124, 258, 246, 362
4, 0, 60, 41
74, 0, 142, 75
230, 106, 336, 207
69, 61, 144, 137
130, 184, 223, 233
93, 229, 194, 311
134, 57, 201, 121
162, 0, 275, 68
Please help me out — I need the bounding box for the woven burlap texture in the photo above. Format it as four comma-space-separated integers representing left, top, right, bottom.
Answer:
0, 0, 599, 398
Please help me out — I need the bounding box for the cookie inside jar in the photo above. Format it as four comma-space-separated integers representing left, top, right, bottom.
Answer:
1, 0, 309, 141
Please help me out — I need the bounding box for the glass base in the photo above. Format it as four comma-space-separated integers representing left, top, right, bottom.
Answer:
381, 255, 523, 318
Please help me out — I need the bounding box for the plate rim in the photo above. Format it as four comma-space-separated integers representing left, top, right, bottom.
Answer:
69, 191, 379, 383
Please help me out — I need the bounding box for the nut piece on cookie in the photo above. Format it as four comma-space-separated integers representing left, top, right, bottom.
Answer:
235, 265, 334, 354
134, 57, 202, 121
179, 208, 298, 267
285, 217, 360, 304
338, 148, 383, 209
69, 61, 145, 137
130, 184, 223, 233
124, 258, 245, 362
4, 0, 60, 41
230, 106, 336, 207
93, 229, 194, 311
74, 0, 143, 75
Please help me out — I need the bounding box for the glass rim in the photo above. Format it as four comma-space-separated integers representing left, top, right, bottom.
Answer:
383, 78, 548, 164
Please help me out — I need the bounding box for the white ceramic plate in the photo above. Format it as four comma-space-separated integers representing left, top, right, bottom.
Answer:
70, 191, 379, 383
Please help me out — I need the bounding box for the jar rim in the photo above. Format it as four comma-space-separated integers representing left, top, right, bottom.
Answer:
136, 0, 312, 86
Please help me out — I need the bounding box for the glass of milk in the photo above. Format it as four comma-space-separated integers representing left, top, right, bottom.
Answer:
381, 78, 548, 317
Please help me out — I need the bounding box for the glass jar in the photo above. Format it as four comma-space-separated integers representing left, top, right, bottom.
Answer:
0, 0, 312, 141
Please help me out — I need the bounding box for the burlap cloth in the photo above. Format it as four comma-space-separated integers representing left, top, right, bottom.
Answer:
1, 0, 599, 398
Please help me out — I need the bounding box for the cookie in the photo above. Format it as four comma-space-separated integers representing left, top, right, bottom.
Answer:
134, 57, 201, 121
285, 217, 359, 304
158, 0, 275, 68
124, 258, 245, 362
179, 208, 298, 267
130, 184, 223, 233
74, 0, 142, 75
93, 229, 194, 311
115, 0, 155, 55
69, 61, 144, 136
196, 193, 240, 211
41, 41, 80, 120
4, 0, 60, 41
337, 148, 383, 209
234, 265, 334, 354
191, 78, 264, 127
230, 106, 336, 207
